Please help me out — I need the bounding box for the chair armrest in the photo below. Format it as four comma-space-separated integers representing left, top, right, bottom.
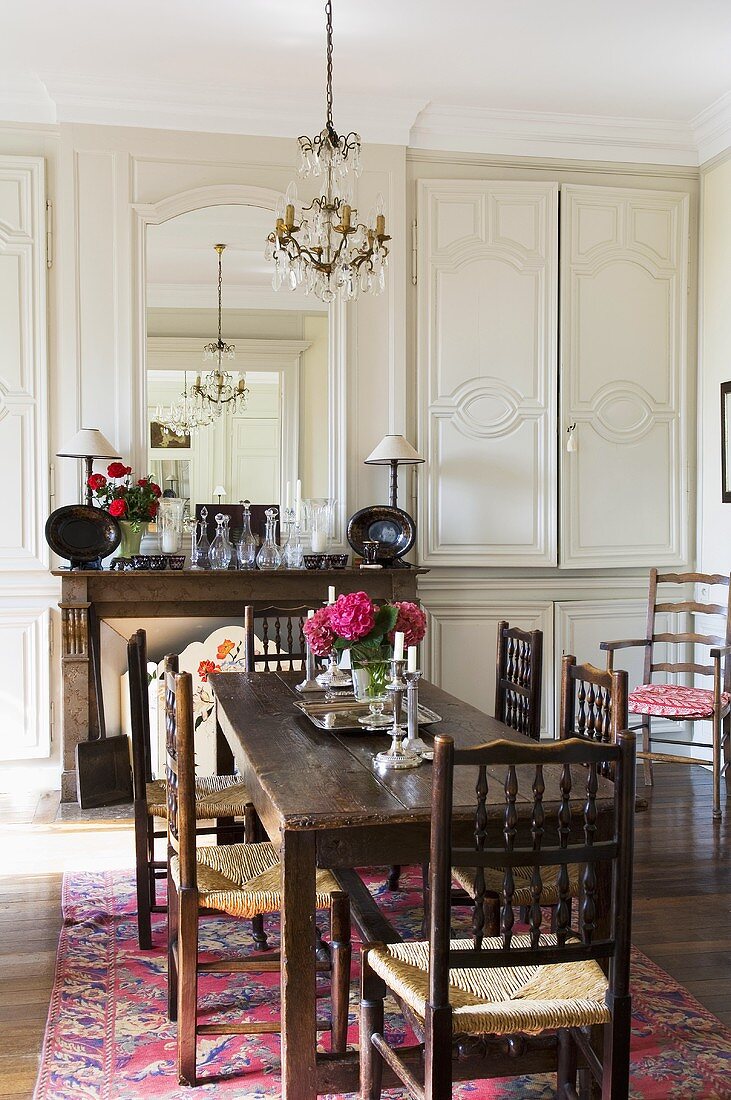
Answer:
710, 645, 731, 658
600, 639, 651, 652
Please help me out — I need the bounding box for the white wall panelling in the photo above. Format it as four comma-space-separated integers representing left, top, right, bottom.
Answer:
0, 603, 51, 761
0, 154, 48, 572
555, 597, 689, 741
417, 180, 558, 566
560, 185, 690, 568
422, 594, 554, 738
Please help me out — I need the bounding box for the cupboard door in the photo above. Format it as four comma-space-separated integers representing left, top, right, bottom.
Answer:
417, 180, 558, 566
560, 185, 689, 568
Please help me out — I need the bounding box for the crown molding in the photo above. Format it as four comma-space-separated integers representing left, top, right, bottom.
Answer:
0, 75, 55, 124
0, 69, 727, 167
38, 71, 425, 146
409, 102, 700, 166
147, 281, 325, 312
692, 91, 731, 165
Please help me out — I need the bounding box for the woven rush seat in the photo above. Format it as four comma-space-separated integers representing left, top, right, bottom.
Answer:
146, 775, 251, 820
367, 934, 610, 1037
628, 683, 731, 720
170, 840, 341, 918
452, 863, 581, 907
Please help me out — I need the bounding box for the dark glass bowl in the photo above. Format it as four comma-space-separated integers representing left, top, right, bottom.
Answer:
303, 554, 326, 570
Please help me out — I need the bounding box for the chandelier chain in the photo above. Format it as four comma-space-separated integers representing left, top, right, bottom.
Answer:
325, 0, 333, 129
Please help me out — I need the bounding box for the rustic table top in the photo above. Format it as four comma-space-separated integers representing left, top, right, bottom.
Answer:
211, 671, 615, 833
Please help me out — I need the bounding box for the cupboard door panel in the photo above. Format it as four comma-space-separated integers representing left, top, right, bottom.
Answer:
418, 180, 558, 566
0, 156, 48, 572
560, 185, 689, 568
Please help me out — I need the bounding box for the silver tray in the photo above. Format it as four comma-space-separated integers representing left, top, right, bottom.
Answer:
293, 698, 442, 733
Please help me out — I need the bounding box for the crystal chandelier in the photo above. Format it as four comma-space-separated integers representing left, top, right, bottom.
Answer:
265, 0, 390, 303
191, 244, 249, 418
155, 372, 215, 437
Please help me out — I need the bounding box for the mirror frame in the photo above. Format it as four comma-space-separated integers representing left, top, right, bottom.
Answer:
131, 184, 347, 544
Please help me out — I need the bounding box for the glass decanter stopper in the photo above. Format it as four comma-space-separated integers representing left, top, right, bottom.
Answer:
209, 513, 232, 571
256, 507, 283, 570
236, 502, 257, 569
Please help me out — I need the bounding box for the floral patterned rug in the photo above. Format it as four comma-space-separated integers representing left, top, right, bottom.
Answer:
34, 868, 731, 1099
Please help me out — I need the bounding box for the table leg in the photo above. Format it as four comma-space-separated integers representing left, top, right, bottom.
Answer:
281, 829, 317, 1100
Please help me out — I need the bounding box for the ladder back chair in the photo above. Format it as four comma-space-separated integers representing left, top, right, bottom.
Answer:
601, 569, 731, 821
495, 620, 543, 741
166, 667, 351, 1087
244, 604, 310, 672
560, 655, 629, 780
127, 630, 257, 951
450, 622, 545, 928
361, 732, 637, 1100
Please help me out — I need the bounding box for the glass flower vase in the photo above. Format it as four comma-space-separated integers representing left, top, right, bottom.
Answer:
351, 651, 393, 729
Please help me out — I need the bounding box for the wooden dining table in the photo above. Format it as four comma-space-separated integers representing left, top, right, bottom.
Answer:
211, 670, 615, 1100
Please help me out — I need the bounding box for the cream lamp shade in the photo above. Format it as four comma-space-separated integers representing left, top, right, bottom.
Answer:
364, 434, 424, 466
57, 427, 120, 460
213, 485, 226, 504
57, 427, 120, 506
364, 434, 424, 508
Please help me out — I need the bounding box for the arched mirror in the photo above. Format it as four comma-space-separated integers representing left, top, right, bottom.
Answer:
139, 196, 345, 542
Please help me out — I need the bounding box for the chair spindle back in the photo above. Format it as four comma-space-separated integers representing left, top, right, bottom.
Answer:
244, 604, 310, 672
164, 657, 197, 891
494, 621, 543, 741
428, 732, 636, 1008
560, 656, 628, 778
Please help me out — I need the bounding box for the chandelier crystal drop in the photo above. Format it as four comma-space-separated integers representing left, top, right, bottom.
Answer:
266, 0, 390, 304
191, 243, 249, 418
154, 371, 217, 437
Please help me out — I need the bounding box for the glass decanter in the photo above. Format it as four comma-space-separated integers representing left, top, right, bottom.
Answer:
236, 502, 258, 569
209, 513, 233, 570
194, 507, 210, 569
256, 507, 283, 570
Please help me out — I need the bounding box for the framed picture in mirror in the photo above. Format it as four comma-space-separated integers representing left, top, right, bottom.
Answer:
722, 382, 731, 503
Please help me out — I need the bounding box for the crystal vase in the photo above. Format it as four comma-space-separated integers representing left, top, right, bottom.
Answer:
351, 651, 393, 729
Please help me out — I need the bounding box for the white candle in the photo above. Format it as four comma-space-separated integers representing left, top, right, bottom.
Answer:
295, 478, 302, 524
286, 481, 291, 510
328, 585, 336, 604
307, 609, 315, 619
393, 631, 405, 662
311, 530, 327, 553
407, 645, 417, 673
161, 529, 177, 553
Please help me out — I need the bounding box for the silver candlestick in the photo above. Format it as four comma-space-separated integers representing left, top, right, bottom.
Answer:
403, 670, 430, 757
373, 658, 421, 771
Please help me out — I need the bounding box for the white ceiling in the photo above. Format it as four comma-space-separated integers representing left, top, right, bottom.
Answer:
3, 0, 731, 163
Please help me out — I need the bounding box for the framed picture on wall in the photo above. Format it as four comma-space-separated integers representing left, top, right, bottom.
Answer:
150, 421, 191, 449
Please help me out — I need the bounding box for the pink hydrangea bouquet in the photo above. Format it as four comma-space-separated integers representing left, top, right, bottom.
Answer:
303, 591, 427, 665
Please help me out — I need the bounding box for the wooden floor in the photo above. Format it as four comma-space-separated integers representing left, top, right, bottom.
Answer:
0, 764, 729, 1099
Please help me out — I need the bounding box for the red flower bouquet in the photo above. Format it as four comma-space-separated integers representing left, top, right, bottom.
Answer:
87, 463, 162, 524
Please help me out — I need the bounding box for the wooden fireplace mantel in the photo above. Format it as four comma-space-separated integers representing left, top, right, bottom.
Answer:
52, 566, 427, 801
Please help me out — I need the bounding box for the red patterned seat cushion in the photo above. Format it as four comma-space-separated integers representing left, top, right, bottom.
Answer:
628, 683, 731, 719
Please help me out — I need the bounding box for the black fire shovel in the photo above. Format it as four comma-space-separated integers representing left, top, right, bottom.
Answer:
75, 609, 133, 809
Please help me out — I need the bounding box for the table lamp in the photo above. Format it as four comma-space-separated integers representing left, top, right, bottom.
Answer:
213, 484, 226, 505
364, 434, 424, 508
57, 428, 120, 506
